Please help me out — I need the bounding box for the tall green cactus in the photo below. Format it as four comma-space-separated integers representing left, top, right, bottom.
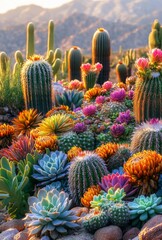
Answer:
68, 152, 108, 205
148, 19, 162, 50
92, 28, 111, 85
0, 51, 8, 75
68, 46, 83, 81
122, 49, 136, 77
26, 22, 35, 59
21, 56, 53, 115
116, 61, 127, 83
134, 73, 162, 123
47, 20, 54, 53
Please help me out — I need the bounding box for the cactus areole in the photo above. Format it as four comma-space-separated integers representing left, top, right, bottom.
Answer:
92, 28, 111, 85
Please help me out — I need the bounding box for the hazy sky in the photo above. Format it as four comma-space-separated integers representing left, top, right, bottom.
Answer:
0, 0, 72, 13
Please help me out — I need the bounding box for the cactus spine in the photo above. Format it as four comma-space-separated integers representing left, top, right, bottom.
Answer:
134, 74, 162, 123
21, 57, 53, 115
0, 52, 8, 75
92, 28, 111, 85
116, 61, 127, 83
148, 19, 162, 50
26, 22, 35, 59
68, 46, 83, 81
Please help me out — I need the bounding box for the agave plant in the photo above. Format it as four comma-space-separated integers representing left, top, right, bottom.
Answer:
25, 188, 79, 239
38, 113, 74, 136
12, 108, 43, 137
56, 90, 84, 110
32, 150, 70, 187
0, 136, 35, 161
128, 194, 162, 228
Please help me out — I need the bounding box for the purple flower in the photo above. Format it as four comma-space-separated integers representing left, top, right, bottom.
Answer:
82, 105, 97, 116
110, 123, 125, 138
110, 88, 126, 102
73, 122, 87, 133
116, 110, 132, 124
95, 96, 105, 104
127, 90, 134, 100
149, 118, 160, 124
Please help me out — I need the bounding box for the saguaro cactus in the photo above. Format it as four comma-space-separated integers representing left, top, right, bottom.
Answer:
148, 19, 162, 50
92, 28, 111, 85
26, 22, 35, 59
68, 46, 83, 81
21, 55, 53, 115
0, 52, 8, 75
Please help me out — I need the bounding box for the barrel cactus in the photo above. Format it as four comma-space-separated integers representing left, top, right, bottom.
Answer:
68, 46, 83, 81
21, 55, 53, 115
116, 61, 127, 83
68, 152, 108, 205
58, 131, 81, 153
92, 28, 111, 84
25, 188, 79, 239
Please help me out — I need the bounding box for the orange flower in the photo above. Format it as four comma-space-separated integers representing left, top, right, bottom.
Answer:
95, 142, 119, 163
0, 124, 15, 138
46, 105, 70, 117
35, 135, 58, 153
84, 87, 102, 101
81, 185, 101, 207
67, 146, 82, 161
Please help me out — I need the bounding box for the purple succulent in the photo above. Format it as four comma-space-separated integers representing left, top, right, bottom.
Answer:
95, 96, 105, 104
82, 105, 97, 116
110, 88, 126, 102
99, 173, 138, 199
110, 123, 125, 138
127, 90, 134, 100
73, 122, 87, 133
116, 110, 132, 124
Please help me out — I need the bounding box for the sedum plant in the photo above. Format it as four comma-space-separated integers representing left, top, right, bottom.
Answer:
32, 150, 70, 187
25, 188, 79, 239
128, 194, 162, 228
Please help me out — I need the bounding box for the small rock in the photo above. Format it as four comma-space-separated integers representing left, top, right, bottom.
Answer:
0, 228, 19, 240
29, 236, 40, 240
138, 215, 162, 240
57, 227, 94, 240
94, 225, 123, 240
123, 227, 140, 240
132, 237, 139, 240
71, 207, 89, 217
0, 219, 25, 232
13, 229, 29, 240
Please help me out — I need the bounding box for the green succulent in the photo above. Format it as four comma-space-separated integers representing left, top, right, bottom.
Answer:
90, 187, 126, 209
32, 150, 70, 187
58, 131, 81, 153
0, 157, 30, 218
56, 90, 84, 111
83, 209, 110, 233
101, 101, 127, 121
128, 194, 162, 228
25, 188, 79, 239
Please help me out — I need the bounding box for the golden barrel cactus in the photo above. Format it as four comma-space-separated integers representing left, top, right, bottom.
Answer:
95, 142, 119, 163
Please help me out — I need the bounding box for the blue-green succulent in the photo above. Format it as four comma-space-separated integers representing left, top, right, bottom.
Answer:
25, 188, 79, 239
32, 150, 70, 187
128, 194, 162, 228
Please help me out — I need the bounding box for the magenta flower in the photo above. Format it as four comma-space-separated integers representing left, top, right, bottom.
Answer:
149, 118, 160, 125
110, 88, 126, 102
116, 110, 132, 124
82, 105, 97, 116
95, 95, 105, 104
73, 122, 87, 133
127, 90, 134, 100
110, 123, 125, 138
136, 57, 149, 70
81, 63, 91, 73
151, 48, 162, 63
102, 81, 113, 91
95, 62, 103, 72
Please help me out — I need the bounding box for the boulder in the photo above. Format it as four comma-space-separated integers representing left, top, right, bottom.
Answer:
0, 219, 25, 232
0, 228, 19, 240
123, 227, 140, 240
94, 225, 123, 240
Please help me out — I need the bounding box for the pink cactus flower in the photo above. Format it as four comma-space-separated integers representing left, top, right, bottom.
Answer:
82, 105, 97, 116
81, 63, 91, 72
95, 62, 103, 72
151, 48, 162, 63
68, 79, 81, 90
127, 90, 134, 100
136, 57, 149, 70
95, 95, 105, 104
110, 88, 126, 102
149, 118, 160, 124
102, 81, 113, 91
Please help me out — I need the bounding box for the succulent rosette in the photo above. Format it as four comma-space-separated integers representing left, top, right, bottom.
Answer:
110, 88, 126, 102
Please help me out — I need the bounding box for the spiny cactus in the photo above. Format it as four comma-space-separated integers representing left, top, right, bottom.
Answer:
58, 131, 81, 153
26, 22, 35, 59
68, 46, 83, 81
92, 27, 111, 84
21, 55, 53, 115
116, 61, 127, 83
78, 130, 95, 151
0, 51, 8, 75
148, 19, 162, 50
122, 49, 136, 77
68, 152, 108, 205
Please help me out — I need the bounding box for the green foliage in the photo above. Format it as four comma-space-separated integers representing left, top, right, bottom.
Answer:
92, 28, 111, 84
68, 152, 108, 205
83, 210, 109, 233
56, 90, 84, 111
128, 194, 162, 228
25, 188, 79, 238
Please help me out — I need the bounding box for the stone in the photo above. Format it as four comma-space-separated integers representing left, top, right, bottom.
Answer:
123, 227, 140, 240
57, 227, 94, 240
0, 228, 19, 240
94, 225, 123, 240
13, 229, 29, 240
0, 219, 25, 232
138, 215, 162, 240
